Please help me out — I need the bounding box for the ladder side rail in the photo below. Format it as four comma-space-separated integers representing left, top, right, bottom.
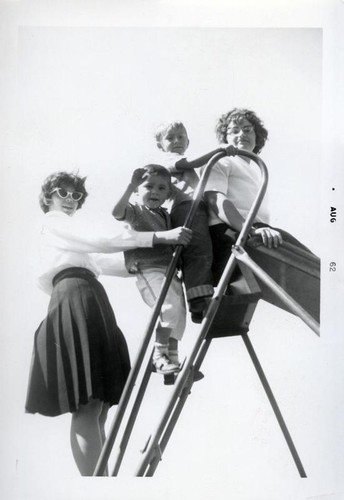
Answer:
182, 150, 227, 225
134, 150, 269, 475
193, 337, 213, 373
93, 150, 228, 476
242, 333, 307, 477
112, 341, 212, 476
94, 245, 183, 475
111, 334, 211, 476
111, 349, 155, 476
144, 338, 214, 476
232, 149, 268, 247
141, 259, 311, 477
144, 371, 195, 476
133, 255, 241, 475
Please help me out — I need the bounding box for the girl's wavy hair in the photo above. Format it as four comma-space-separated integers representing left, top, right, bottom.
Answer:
39, 171, 88, 213
215, 108, 268, 154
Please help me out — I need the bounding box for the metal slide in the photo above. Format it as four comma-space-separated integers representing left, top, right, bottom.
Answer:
93, 147, 320, 477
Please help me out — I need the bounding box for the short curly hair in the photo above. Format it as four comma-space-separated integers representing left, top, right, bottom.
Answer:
39, 171, 88, 213
215, 108, 268, 154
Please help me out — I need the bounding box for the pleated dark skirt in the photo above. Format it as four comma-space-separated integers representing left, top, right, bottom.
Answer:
25, 267, 131, 417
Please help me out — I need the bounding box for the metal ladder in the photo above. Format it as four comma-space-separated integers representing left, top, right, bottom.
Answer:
93, 147, 320, 477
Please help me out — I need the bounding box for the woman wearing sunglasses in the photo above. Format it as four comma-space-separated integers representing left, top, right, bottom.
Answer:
25, 171, 192, 476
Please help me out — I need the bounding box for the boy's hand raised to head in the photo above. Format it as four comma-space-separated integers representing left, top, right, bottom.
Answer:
153, 226, 192, 246
113, 168, 148, 220
130, 168, 148, 188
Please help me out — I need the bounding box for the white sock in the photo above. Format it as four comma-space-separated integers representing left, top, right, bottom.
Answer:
168, 349, 179, 365
153, 342, 168, 361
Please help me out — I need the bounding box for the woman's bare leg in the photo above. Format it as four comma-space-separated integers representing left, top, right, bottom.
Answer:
70, 398, 106, 476
98, 403, 110, 475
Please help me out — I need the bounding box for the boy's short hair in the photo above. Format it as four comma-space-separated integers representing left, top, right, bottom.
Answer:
142, 164, 172, 187
215, 108, 268, 154
154, 121, 188, 144
39, 171, 88, 213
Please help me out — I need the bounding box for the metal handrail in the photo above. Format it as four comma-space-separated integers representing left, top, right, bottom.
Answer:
93, 148, 229, 476
134, 148, 269, 476
95, 146, 319, 477
134, 148, 320, 476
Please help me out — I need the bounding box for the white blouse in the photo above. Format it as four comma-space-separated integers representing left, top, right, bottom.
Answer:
38, 211, 154, 294
204, 155, 270, 226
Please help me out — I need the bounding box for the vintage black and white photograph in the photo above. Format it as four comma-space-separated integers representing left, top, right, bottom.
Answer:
1, 1, 343, 499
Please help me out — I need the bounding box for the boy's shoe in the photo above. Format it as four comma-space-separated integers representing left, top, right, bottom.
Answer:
191, 311, 203, 324
152, 354, 180, 375
190, 297, 211, 324
163, 373, 176, 385
163, 369, 204, 385
193, 370, 205, 382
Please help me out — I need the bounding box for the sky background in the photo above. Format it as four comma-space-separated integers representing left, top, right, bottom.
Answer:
1, 1, 344, 499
